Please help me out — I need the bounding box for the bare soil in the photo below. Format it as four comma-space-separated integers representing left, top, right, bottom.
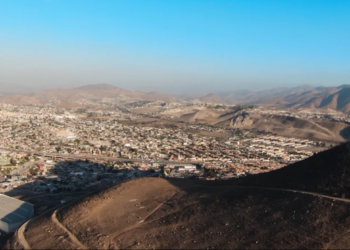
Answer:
18, 143, 350, 249
21, 177, 350, 249
24, 213, 78, 249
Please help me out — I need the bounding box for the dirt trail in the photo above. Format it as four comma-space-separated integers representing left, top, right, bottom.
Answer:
104, 191, 178, 248
16, 221, 31, 250
219, 185, 350, 249
229, 186, 350, 204
16, 198, 69, 250
101, 185, 350, 249
324, 228, 350, 249
139, 191, 178, 223
52, 209, 88, 249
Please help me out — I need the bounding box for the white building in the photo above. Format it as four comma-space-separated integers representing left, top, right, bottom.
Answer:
0, 194, 34, 234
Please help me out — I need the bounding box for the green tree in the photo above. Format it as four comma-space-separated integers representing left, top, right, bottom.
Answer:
10, 158, 17, 166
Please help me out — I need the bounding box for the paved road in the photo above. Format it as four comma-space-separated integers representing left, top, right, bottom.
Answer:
11, 162, 34, 176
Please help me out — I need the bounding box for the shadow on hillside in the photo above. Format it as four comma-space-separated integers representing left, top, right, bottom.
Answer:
3, 142, 350, 249
136, 143, 350, 248
340, 126, 350, 141
2, 159, 152, 218
0, 234, 8, 250
167, 142, 350, 198
3, 144, 350, 249
4, 142, 350, 213
136, 142, 350, 202
1, 159, 143, 249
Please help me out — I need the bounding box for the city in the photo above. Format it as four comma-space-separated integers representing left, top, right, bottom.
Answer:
0, 101, 339, 198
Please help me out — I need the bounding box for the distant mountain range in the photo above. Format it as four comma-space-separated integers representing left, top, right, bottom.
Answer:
201, 84, 350, 113
0, 83, 176, 105
1, 83, 350, 113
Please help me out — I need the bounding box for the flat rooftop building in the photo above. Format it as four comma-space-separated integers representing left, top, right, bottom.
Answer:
0, 194, 34, 234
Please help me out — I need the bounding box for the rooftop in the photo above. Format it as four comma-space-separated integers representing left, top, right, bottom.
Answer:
0, 194, 33, 224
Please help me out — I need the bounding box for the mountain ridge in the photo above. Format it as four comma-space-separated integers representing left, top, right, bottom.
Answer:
2, 83, 350, 114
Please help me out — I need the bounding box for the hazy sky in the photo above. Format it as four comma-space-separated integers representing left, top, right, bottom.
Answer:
0, 0, 349, 94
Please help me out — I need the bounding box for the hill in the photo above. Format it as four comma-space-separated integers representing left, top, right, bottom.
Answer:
211, 85, 314, 105
228, 85, 350, 114
19, 143, 350, 249
192, 85, 350, 114
197, 93, 231, 104
157, 106, 350, 142
161, 107, 350, 142
0, 95, 41, 105
214, 110, 350, 141
76, 83, 121, 91
229, 142, 350, 196
0, 83, 177, 105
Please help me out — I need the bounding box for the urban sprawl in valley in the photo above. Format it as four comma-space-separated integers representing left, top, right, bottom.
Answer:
0, 100, 345, 195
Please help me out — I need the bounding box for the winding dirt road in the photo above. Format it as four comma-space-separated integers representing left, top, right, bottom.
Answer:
52, 209, 88, 249
16, 220, 31, 250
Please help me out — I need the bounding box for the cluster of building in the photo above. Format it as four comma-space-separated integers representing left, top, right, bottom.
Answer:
1, 100, 345, 235
0, 102, 334, 186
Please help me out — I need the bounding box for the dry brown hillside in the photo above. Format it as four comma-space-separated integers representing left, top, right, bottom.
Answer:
0, 84, 177, 105
0, 95, 41, 105
255, 86, 350, 113
214, 111, 350, 142
18, 143, 350, 249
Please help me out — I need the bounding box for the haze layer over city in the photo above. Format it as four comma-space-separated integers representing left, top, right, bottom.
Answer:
1, 1, 350, 249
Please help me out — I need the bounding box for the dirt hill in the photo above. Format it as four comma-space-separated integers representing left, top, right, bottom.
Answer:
0, 95, 41, 105
252, 86, 350, 113
214, 110, 350, 142
19, 144, 350, 249
226, 142, 350, 196
196, 85, 350, 114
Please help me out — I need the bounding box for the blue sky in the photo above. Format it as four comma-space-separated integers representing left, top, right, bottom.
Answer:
0, 0, 349, 94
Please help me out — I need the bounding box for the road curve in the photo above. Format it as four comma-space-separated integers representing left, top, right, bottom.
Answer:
52, 209, 88, 250
16, 203, 65, 250
16, 221, 31, 250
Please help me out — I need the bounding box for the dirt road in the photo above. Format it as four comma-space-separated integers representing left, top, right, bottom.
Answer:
16, 221, 31, 250
52, 209, 87, 249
